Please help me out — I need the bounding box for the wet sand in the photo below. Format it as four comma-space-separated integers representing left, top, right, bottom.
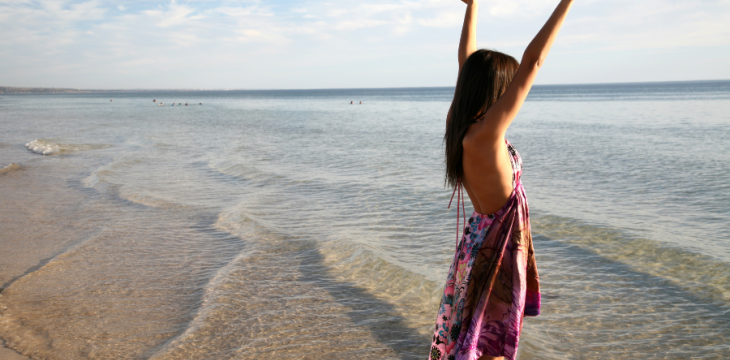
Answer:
0, 92, 442, 359
0, 158, 93, 360
0, 148, 431, 359
0, 339, 30, 360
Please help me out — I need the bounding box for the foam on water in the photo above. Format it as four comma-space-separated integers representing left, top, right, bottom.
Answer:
25, 139, 60, 155
25, 139, 110, 156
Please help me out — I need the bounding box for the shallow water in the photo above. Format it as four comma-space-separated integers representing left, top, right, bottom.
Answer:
0, 81, 728, 359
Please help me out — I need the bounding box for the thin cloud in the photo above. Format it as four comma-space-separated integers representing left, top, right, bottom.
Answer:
142, 3, 198, 28
0, 0, 727, 88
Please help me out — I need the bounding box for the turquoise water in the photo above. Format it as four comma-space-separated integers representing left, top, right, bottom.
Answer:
0, 81, 728, 359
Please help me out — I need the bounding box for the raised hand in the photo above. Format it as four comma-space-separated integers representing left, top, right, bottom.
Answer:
457, 0, 478, 70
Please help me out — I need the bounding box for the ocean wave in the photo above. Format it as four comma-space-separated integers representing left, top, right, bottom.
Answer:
147, 245, 256, 359
82, 157, 140, 189
119, 189, 188, 209
532, 214, 730, 304
145, 206, 438, 358
317, 239, 442, 327
214, 204, 441, 330
207, 158, 274, 183
25, 139, 110, 156
0, 163, 22, 175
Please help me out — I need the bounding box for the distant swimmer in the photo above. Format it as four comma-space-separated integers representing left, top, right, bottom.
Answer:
350, 101, 353, 104
110, 99, 113, 102
199, 103, 202, 105
360, 101, 362, 104
153, 99, 156, 102
185, 103, 188, 106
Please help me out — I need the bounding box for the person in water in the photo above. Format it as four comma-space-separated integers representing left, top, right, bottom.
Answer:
430, 0, 574, 359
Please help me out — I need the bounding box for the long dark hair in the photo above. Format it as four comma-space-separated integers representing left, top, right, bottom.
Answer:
444, 49, 520, 188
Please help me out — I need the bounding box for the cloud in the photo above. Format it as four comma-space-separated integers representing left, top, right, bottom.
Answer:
142, 2, 197, 28
487, 0, 555, 17
0, 0, 728, 88
556, 0, 730, 50
418, 12, 462, 28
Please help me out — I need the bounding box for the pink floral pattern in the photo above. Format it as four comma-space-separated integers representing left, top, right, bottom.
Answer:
430, 140, 540, 360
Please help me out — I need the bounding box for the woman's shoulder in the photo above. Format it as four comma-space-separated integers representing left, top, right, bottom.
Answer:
462, 118, 505, 153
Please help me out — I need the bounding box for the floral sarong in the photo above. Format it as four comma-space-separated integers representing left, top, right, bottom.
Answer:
430, 140, 540, 360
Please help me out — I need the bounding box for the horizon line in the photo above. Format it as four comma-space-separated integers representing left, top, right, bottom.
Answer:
1, 79, 728, 93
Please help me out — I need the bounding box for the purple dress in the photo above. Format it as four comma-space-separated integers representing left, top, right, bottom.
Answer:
430, 140, 541, 360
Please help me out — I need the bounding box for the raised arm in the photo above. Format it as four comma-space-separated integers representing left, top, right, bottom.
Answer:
522, 0, 574, 70
458, 0, 479, 72
470, 0, 574, 142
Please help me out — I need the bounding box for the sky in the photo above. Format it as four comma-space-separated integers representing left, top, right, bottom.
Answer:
1, 0, 729, 89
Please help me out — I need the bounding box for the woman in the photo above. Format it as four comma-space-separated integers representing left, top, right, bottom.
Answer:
430, 0, 574, 359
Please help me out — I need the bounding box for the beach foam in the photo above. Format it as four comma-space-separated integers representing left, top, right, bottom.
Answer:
25, 139, 110, 156
25, 140, 60, 155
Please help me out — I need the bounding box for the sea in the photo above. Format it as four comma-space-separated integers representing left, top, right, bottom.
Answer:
0, 80, 728, 359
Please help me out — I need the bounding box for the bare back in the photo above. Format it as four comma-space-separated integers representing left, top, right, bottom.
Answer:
451, 0, 574, 216
461, 124, 514, 215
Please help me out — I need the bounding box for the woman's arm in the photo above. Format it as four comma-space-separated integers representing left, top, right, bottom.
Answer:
522, 0, 574, 70
468, 0, 574, 143
458, 0, 479, 72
